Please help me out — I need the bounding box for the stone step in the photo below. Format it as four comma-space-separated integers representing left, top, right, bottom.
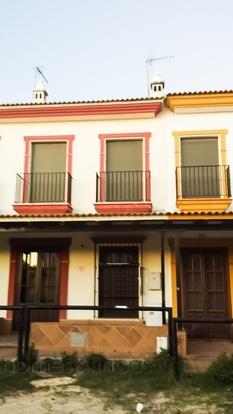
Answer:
185, 355, 218, 371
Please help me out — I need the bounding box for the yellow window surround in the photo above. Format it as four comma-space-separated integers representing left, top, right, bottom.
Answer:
172, 129, 231, 211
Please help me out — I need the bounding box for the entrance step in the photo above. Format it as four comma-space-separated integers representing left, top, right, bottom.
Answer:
0, 334, 18, 348
187, 339, 233, 356
0, 334, 18, 358
185, 340, 233, 371
185, 355, 217, 371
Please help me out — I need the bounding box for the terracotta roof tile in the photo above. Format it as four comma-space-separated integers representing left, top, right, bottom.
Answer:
0, 97, 160, 107
0, 211, 232, 219
166, 90, 233, 97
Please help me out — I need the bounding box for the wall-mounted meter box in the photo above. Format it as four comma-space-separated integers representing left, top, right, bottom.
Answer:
145, 307, 163, 326
148, 271, 161, 290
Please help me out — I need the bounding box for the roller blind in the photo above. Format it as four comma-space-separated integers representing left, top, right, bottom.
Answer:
106, 140, 143, 171
31, 143, 66, 172
181, 137, 218, 166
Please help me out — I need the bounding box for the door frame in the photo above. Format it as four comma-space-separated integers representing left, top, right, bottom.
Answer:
7, 238, 71, 320
180, 247, 231, 319
14, 251, 60, 307
169, 237, 233, 321
95, 242, 143, 319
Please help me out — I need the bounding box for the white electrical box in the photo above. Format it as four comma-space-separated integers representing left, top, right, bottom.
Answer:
145, 309, 163, 327
148, 271, 161, 290
157, 337, 168, 353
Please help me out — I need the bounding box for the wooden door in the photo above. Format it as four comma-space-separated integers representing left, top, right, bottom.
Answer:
99, 246, 139, 318
181, 249, 230, 338
13, 251, 60, 328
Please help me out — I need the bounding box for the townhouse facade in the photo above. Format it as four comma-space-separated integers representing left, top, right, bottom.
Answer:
0, 78, 233, 358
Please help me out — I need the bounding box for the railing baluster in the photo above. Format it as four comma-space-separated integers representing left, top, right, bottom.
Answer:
177, 165, 230, 198
97, 170, 149, 202
15, 172, 72, 203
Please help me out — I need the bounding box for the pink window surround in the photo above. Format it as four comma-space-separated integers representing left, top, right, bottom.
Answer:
95, 132, 152, 214
13, 135, 75, 215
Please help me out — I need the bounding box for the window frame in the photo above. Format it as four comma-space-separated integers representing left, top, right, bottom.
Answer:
94, 241, 143, 319
172, 129, 231, 211
95, 132, 152, 213
13, 135, 74, 214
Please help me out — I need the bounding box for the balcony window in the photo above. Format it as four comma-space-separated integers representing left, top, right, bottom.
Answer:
106, 140, 143, 201
173, 131, 231, 211
14, 138, 74, 214
95, 134, 152, 213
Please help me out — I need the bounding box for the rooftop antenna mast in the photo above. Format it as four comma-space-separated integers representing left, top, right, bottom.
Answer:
35, 66, 48, 83
146, 55, 174, 96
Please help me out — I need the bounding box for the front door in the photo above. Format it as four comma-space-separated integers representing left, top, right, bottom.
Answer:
99, 246, 139, 318
181, 249, 230, 338
13, 251, 60, 328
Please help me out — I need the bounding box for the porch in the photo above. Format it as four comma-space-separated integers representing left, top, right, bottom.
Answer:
0, 316, 233, 372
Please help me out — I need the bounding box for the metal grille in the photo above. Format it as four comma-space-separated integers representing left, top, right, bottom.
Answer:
96, 171, 150, 202
99, 246, 139, 318
15, 172, 72, 203
176, 165, 231, 198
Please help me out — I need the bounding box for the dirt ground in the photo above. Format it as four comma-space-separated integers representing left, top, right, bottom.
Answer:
0, 377, 231, 413
0, 377, 125, 414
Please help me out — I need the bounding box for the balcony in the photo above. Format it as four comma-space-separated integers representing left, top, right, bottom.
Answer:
176, 165, 231, 211
94, 170, 152, 213
13, 172, 72, 215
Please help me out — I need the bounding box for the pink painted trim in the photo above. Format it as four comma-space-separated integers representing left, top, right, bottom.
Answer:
98, 133, 151, 204
94, 202, 152, 214
145, 136, 150, 201
8, 239, 71, 321
13, 203, 73, 215
14, 135, 75, 214
0, 102, 162, 120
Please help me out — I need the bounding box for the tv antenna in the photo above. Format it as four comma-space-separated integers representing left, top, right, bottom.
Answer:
146, 55, 174, 96
35, 66, 48, 83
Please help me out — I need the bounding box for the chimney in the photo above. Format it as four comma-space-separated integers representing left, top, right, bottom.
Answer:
32, 80, 48, 104
150, 73, 165, 99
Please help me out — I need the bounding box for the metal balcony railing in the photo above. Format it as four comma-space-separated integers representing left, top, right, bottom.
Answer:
96, 170, 150, 202
15, 172, 72, 203
176, 165, 231, 198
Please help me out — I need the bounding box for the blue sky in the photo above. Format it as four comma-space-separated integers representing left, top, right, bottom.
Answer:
0, 0, 233, 103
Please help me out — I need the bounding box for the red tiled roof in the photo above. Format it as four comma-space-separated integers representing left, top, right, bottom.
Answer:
0, 211, 232, 219
166, 90, 233, 97
0, 97, 160, 107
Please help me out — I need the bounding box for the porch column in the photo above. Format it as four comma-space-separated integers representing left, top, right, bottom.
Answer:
160, 231, 166, 324
174, 233, 183, 319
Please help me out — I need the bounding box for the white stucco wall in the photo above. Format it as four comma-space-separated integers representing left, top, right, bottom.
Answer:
0, 107, 233, 215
